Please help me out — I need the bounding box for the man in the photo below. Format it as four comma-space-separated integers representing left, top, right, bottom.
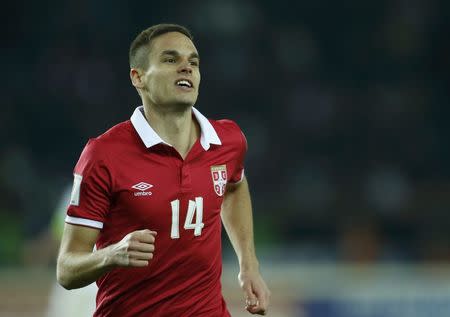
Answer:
57, 23, 270, 316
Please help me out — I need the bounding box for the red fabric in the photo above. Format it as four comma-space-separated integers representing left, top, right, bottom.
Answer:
67, 118, 245, 317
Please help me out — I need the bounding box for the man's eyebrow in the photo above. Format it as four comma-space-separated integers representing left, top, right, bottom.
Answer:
161, 50, 180, 57
160, 50, 200, 60
190, 52, 200, 60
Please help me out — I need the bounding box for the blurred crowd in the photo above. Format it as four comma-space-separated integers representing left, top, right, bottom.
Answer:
1, 0, 450, 266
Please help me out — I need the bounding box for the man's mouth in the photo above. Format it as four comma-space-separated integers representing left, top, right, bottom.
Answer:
175, 79, 193, 88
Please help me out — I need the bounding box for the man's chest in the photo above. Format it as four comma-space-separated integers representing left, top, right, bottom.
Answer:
106, 147, 237, 238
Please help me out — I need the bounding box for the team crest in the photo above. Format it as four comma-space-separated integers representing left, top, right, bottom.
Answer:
211, 165, 227, 196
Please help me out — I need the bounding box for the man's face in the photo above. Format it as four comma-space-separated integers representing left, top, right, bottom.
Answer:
141, 32, 200, 108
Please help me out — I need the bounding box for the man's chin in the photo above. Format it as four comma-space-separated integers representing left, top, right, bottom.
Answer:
155, 100, 195, 113
170, 97, 197, 108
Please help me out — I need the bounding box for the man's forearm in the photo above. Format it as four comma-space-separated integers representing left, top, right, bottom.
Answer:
57, 246, 113, 289
222, 177, 259, 271
57, 225, 156, 290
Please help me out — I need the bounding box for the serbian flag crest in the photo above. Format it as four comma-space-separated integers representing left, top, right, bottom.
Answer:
211, 165, 227, 196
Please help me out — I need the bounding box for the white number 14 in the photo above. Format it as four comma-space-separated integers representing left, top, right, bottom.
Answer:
170, 197, 204, 239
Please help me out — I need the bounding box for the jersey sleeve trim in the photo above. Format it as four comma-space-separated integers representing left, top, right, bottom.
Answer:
65, 215, 104, 229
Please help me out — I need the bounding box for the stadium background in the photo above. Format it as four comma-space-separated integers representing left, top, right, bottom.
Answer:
1, 0, 450, 316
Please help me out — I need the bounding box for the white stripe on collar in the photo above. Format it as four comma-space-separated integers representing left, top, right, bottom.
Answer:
130, 106, 222, 150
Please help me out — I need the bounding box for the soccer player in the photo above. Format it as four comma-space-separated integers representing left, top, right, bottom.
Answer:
56, 23, 270, 316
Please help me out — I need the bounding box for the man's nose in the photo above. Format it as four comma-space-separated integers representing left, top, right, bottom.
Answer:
177, 61, 192, 74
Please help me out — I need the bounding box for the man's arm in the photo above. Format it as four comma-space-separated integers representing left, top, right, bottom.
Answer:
222, 176, 270, 315
57, 224, 156, 289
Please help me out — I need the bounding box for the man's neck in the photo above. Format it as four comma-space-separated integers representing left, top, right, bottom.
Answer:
143, 103, 200, 159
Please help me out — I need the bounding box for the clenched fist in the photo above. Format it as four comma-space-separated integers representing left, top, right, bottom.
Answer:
106, 229, 157, 267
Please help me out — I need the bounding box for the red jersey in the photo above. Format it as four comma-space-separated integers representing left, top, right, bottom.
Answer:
66, 106, 246, 317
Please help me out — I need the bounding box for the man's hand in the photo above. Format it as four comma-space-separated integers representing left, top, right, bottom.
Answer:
238, 270, 271, 315
106, 229, 157, 267
57, 226, 157, 289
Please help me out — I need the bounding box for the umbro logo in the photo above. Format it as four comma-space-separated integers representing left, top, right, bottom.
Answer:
132, 182, 153, 196
132, 182, 153, 191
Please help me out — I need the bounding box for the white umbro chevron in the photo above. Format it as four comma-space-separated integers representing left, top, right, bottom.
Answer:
132, 182, 153, 191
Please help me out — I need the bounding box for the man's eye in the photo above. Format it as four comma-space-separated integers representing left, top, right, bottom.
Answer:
189, 61, 199, 66
165, 58, 176, 63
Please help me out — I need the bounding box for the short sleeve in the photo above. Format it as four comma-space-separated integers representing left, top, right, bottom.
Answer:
66, 139, 112, 229
229, 128, 247, 184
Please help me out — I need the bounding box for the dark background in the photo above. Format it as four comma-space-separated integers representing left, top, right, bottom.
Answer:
1, 0, 450, 266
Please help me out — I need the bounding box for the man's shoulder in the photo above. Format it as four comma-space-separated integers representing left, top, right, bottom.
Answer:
209, 118, 242, 135
91, 120, 132, 146
81, 120, 133, 158
208, 118, 246, 149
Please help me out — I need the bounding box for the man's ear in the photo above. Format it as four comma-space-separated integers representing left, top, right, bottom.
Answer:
130, 68, 145, 89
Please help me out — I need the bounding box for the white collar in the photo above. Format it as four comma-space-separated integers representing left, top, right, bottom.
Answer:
130, 106, 222, 151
